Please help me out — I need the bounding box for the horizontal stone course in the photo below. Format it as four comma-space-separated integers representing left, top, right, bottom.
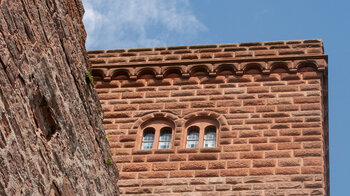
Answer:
89, 40, 324, 63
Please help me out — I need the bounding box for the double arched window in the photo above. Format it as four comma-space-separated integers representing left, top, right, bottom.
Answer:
140, 119, 174, 150
185, 119, 218, 148
139, 117, 218, 150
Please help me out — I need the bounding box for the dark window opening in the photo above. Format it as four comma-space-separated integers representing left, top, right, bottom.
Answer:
141, 127, 155, 149
186, 126, 199, 148
204, 126, 216, 148
159, 127, 172, 149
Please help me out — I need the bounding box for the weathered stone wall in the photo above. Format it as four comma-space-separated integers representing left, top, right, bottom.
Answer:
89, 40, 329, 195
0, 0, 118, 195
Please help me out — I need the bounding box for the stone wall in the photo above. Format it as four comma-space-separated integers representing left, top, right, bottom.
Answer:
0, 0, 118, 195
90, 40, 329, 195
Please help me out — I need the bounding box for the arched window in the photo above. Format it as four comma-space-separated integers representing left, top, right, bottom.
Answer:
186, 126, 200, 148
159, 127, 172, 149
204, 126, 216, 148
185, 118, 218, 148
141, 128, 155, 149
139, 118, 175, 150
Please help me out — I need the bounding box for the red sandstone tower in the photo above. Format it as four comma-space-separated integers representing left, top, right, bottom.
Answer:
89, 39, 328, 195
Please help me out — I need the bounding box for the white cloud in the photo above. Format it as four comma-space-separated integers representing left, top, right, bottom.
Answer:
82, 0, 206, 50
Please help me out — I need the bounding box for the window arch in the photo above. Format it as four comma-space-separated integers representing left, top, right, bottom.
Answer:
140, 118, 175, 150
185, 118, 218, 148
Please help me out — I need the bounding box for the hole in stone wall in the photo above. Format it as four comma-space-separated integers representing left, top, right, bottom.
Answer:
34, 98, 58, 141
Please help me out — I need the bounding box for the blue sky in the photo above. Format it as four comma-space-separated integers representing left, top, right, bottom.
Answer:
82, 0, 350, 195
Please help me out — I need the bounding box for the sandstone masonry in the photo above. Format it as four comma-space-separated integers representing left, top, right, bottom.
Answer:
90, 40, 328, 196
0, 0, 118, 195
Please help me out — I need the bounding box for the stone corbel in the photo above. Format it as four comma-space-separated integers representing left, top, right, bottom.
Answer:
209, 72, 216, 77
182, 73, 190, 78
103, 76, 111, 82
156, 74, 163, 79
262, 69, 270, 75
130, 75, 137, 80
289, 68, 297, 73
236, 70, 244, 76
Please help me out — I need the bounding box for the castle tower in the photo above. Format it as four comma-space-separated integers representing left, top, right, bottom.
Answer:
89, 40, 328, 195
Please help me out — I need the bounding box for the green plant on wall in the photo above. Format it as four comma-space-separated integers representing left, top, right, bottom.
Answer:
106, 158, 112, 166
86, 72, 94, 84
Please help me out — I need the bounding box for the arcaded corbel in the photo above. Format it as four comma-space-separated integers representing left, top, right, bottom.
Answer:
103, 76, 111, 82
129, 75, 137, 80
236, 70, 244, 76
317, 67, 326, 72
260, 61, 268, 70
291, 60, 297, 70
315, 59, 328, 68
262, 69, 270, 75
289, 68, 297, 73
182, 73, 190, 78
209, 72, 217, 77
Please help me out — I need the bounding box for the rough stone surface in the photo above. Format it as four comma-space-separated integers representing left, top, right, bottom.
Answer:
0, 0, 118, 195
